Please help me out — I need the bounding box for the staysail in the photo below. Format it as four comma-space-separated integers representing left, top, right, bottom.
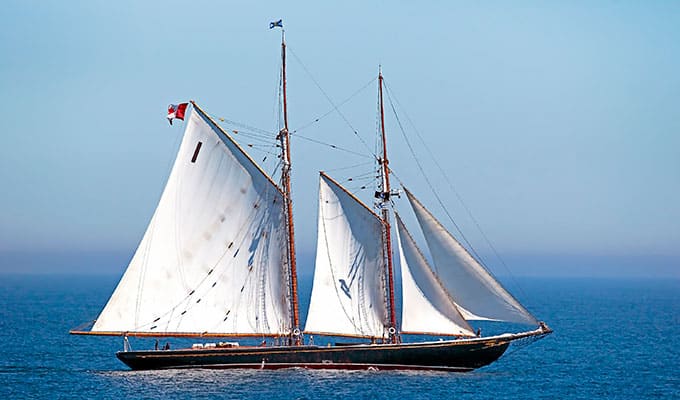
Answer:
92, 104, 292, 336
404, 189, 538, 325
305, 173, 389, 338
395, 213, 475, 336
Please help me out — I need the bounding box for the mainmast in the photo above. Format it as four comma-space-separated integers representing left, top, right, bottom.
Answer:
277, 27, 301, 343
377, 67, 399, 343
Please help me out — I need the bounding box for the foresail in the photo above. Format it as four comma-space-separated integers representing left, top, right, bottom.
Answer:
92, 105, 292, 336
405, 189, 538, 325
305, 173, 389, 338
395, 214, 475, 337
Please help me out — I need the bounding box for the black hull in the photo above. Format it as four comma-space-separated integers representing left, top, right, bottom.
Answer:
116, 337, 512, 372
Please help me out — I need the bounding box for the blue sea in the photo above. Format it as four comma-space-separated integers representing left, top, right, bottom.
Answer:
0, 275, 678, 399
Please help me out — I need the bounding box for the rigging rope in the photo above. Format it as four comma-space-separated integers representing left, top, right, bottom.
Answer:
382, 80, 529, 302
382, 83, 487, 269
503, 333, 549, 359
215, 116, 275, 138
235, 133, 278, 146
206, 53, 383, 184
244, 146, 281, 158
347, 171, 378, 180
210, 113, 373, 162
292, 77, 377, 134
291, 132, 373, 159
288, 46, 378, 161
324, 161, 375, 172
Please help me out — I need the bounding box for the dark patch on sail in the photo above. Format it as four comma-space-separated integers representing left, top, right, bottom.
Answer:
339, 251, 363, 300
191, 141, 203, 163
339, 279, 352, 299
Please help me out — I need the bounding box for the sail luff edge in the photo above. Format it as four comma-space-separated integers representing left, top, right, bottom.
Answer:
190, 101, 284, 196
319, 171, 384, 223
394, 212, 474, 333
403, 186, 539, 324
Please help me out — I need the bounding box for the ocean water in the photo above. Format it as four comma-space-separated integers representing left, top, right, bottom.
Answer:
0, 275, 678, 399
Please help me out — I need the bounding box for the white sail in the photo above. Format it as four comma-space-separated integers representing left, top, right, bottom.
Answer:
405, 189, 538, 325
92, 105, 292, 335
395, 214, 475, 337
305, 173, 389, 338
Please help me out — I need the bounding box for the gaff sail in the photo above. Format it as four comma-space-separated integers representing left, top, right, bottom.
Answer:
304, 173, 389, 338
91, 104, 292, 336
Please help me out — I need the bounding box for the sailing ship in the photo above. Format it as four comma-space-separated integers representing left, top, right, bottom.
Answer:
71, 26, 551, 371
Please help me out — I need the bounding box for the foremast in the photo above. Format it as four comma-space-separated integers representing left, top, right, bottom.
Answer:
277, 27, 301, 344
377, 68, 399, 343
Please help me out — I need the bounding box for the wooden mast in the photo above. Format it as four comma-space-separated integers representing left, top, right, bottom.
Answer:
278, 27, 301, 344
378, 67, 398, 343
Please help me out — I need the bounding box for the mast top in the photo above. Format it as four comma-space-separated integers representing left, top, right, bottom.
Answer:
270, 19, 286, 49
377, 69, 399, 202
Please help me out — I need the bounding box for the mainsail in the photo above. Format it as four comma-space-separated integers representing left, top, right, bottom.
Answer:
92, 104, 292, 336
404, 189, 538, 325
305, 173, 389, 338
395, 214, 475, 337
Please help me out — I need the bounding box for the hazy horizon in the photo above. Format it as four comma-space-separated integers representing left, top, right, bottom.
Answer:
1, 249, 677, 279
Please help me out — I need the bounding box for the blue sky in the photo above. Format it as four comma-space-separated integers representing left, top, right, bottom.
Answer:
1, 1, 678, 277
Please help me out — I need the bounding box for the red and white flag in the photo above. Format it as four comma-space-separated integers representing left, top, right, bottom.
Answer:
167, 103, 189, 125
